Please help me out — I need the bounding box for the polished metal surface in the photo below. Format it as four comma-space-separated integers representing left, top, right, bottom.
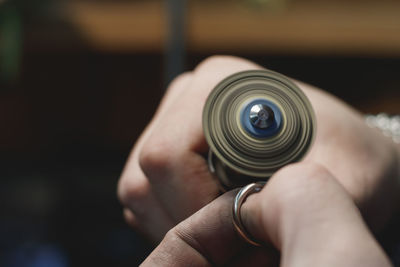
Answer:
232, 182, 265, 246
249, 104, 275, 129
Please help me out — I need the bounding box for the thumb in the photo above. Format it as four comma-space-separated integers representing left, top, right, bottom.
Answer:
241, 162, 392, 267
141, 190, 278, 267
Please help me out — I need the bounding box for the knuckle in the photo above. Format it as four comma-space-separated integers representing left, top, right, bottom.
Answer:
138, 139, 173, 181
270, 162, 335, 206
165, 71, 194, 96
164, 226, 199, 252
163, 228, 178, 244
169, 71, 193, 89
118, 172, 150, 208
194, 55, 234, 73
277, 162, 332, 186
122, 208, 138, 229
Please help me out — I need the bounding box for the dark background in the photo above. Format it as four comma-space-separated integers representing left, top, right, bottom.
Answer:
1, 0, 400, 266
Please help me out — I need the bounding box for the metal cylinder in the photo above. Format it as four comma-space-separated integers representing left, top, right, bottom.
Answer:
203, 70, 316, 190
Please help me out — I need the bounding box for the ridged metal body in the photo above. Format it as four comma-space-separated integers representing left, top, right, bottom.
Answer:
203, 70, 316, 190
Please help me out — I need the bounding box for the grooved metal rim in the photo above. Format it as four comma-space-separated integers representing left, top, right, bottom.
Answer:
203, 70, 316, 179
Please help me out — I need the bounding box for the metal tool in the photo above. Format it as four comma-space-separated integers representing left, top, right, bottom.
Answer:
203, 70, 316, 190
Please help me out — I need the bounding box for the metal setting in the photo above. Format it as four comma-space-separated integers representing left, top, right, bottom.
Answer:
232, 182, 266, 246
249, 104, 275, 129
240, 98, 282, 138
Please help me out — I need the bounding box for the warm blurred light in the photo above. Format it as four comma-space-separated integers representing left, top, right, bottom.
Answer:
62, 0, 400, 56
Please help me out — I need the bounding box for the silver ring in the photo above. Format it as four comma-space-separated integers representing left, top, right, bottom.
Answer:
232, 182, 266, 246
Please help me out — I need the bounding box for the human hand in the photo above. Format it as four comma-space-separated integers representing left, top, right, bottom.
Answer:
142, 163, 393, 267
118, 56, 400, 242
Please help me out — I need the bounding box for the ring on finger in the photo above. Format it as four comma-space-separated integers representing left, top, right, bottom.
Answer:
232, 182, 265, 246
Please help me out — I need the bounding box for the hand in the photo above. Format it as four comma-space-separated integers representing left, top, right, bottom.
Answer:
141, 163, 392, 267
118, 56, 400, 242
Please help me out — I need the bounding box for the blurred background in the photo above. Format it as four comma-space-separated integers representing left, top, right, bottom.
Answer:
1, 0, 400, 266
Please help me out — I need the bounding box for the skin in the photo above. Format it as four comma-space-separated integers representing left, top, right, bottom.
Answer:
141, 163, 393, 267
117, 55, 400, 243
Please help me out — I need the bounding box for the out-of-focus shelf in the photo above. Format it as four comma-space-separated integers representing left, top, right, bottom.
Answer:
62, 1, 400, 55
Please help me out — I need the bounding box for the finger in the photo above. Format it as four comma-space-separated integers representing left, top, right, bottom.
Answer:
123, 208, 170, 244
139, 56, 263, 222
241, 162, 392, 267
297, 80, 400, 230
123, 208, 138, 229
118, 72, 193, 241
141, 190, 278, 266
